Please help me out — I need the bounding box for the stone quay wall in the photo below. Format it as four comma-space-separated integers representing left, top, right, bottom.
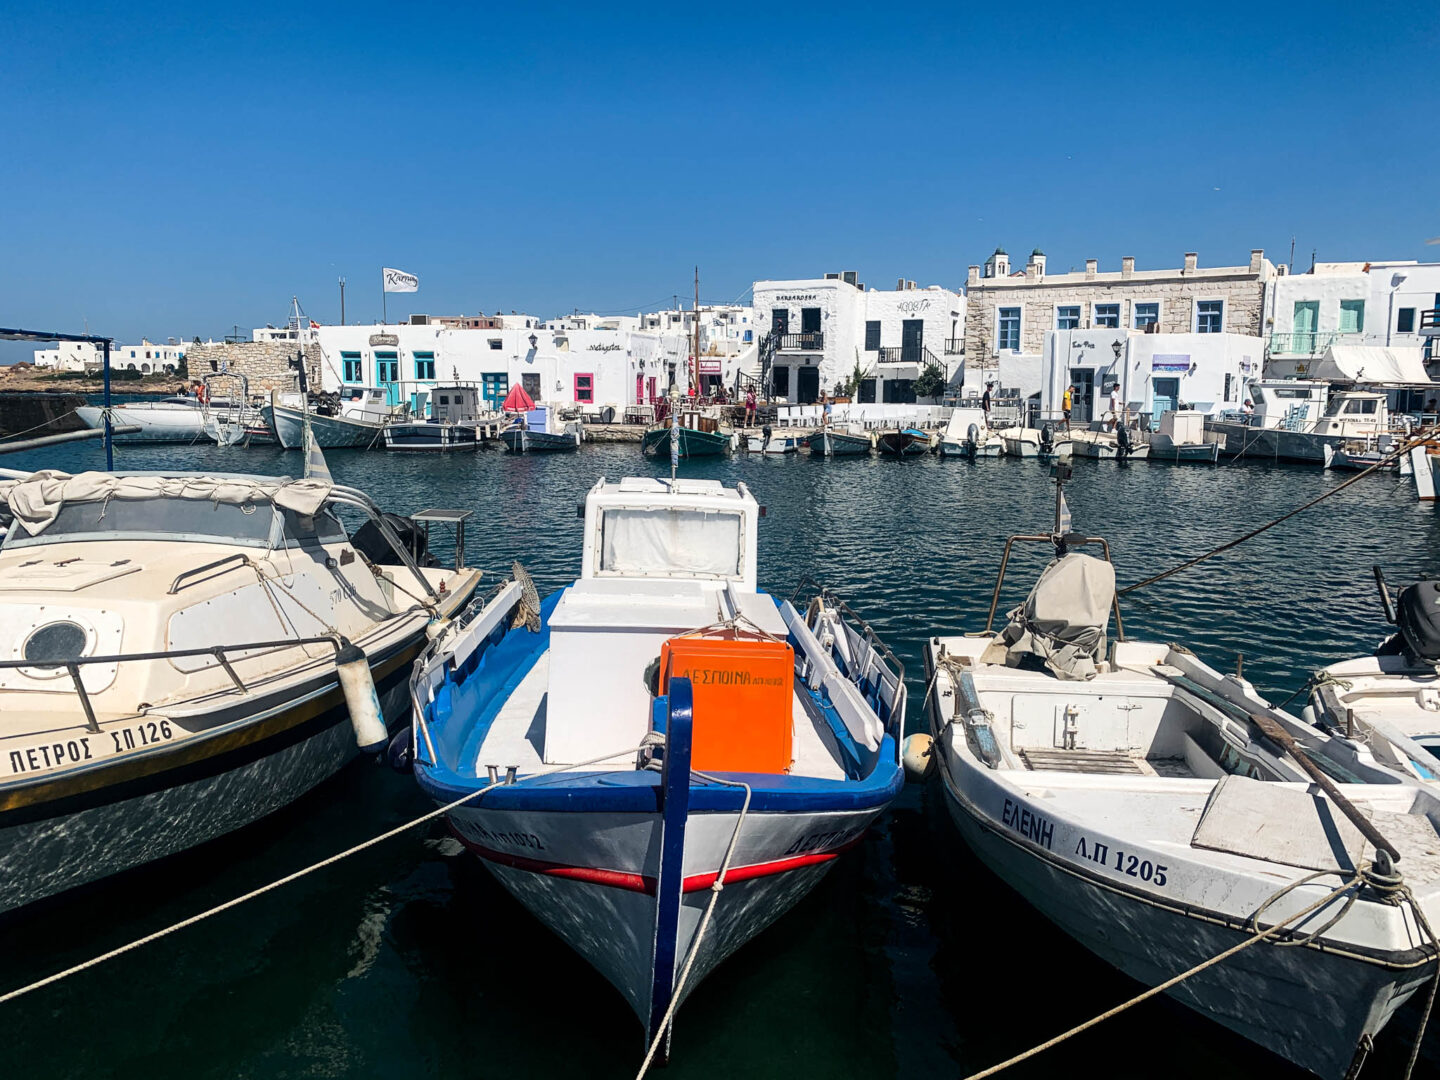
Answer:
184, 342, 323, 394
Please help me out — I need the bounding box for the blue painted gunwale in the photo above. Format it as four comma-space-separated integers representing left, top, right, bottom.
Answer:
413, 588, 903, 815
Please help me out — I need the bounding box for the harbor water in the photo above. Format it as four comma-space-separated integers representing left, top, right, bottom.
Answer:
5, 439, 1440, 1079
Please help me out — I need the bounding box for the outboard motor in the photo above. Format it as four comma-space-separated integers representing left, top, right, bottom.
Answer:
352, 512, 439, 568
1039, 423, 1055, 454
1115, 422, 1133, 458
1396, 581, 1440, 664
1374, 565, 1440, 664
966, 422, 980, 450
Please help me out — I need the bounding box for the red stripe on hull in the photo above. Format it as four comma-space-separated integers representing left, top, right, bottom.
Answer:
450, 824, 864, 894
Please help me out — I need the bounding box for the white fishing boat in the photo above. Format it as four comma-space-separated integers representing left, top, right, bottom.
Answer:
499, 405, 582, 452
917, 482, 1440, 1079
0, 469, 480, 915
264, 387, 400, 449
1322, 440, 1399, 472
938, 407, 1004, 459
1206, 381, 1399, 464
1149, 410, 1220, 464
804, 425, 874, 457
76, 396, 214, 445
409, 477, 905, 1061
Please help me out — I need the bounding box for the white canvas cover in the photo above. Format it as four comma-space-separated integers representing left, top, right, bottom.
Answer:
598, 506, 742, 578
0, 470, 332, 536
1312, 346, 1433, 386
1001, 553, 1115, 681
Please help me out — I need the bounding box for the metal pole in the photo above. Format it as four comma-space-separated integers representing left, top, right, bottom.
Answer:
339, 277, 346, 326
102, 339, 113, 471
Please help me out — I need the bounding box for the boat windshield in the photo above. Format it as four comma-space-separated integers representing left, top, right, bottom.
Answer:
598, 507, 742, 578
3, 498, 347, 549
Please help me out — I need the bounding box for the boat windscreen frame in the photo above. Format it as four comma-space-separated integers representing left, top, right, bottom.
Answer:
983, 533, 1126, 642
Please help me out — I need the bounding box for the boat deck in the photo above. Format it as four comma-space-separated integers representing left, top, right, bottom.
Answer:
474, 650, 848, 781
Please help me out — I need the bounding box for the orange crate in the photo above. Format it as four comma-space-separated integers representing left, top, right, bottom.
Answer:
660, 633, 794, 774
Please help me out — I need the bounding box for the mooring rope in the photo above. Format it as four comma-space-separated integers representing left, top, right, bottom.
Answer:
0, 741, 657, 1008
1119, 422, 1440, 597
634, 771, 753, 1080
961, 867, 1384, 1079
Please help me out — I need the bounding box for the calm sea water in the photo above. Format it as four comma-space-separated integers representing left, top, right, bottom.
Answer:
4, 437, 1440, 1080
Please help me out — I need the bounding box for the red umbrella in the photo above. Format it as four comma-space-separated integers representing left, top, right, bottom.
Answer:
502, 383, 535, 412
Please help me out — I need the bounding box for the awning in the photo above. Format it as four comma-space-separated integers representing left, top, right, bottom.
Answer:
0, 470, 332, 535
502, 384, 535, 411
1312, 345, 1433, 385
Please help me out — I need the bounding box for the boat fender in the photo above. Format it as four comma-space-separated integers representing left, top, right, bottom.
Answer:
902, 733, 933, 781
336, 639, 388, 754
424, 617, 451, 642
967, 423, 979, 446
387, 725, 414, 773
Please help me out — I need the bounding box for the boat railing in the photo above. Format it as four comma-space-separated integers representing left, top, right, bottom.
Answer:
328, 484, 441, 603
168, 552, 253, 594
983, 533, 1126, 642
0, 634, 347, 734
788, 578, 906, 737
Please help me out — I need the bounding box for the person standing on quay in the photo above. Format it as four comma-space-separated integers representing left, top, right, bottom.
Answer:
1062, 385, 1074, 431
745, 385, 757, 427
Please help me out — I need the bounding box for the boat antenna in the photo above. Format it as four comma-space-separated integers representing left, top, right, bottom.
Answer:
669, 385, 680, 484
1050, 462, 1073, 555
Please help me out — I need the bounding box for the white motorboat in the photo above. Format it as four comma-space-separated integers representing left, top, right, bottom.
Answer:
745, 427, 803, 454
264, 387, 401, 449
76, 397, 214, 445
938, 407, 1004, 458
409, 477, 905, 1060
918, 491, 1440, 1079
1305, 568, 1440, 774
0, 469, 481, 915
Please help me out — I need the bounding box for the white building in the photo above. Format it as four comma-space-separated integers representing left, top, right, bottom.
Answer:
1037, 327, 1263, 426
310, 322, 722, 415
1265, 261, 1440, 377
33, 339, 187, 374
751, 273, 963, 403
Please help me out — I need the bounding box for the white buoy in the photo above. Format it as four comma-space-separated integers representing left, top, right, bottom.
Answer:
425, 617, 451, 642
336, 640, 387, 754
902, 733, 933, 781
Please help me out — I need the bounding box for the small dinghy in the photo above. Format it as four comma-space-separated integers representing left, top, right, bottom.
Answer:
920, 477, 1440, 1079
1068, 424, 1147, 460
745, 426, 803, 454
409, 477, 905, 1060
1323, 440, 1398, 472
500, 405, 581, 452
1150, 410, 1220, 464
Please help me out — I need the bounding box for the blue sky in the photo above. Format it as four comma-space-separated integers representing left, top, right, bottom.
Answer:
2, 0, 1436, 349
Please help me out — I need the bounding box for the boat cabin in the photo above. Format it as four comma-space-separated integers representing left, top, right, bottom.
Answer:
545, 477, 768, 762
431, 385, 483, 424
1245, 380, 1390, 436
337, 387, 401, 422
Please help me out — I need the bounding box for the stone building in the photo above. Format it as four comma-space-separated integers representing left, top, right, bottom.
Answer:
183, 341, 322, 394
963, 248, 1278, 378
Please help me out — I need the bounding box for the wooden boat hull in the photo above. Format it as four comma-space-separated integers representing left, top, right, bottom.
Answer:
807, 430, 872, 456
384, 422, 480, 451
875, 431, 930, 457
1149, 436, 1220, 464
501, 428, 578, 452
641, 426, 731, 458
264, 404, 388, 450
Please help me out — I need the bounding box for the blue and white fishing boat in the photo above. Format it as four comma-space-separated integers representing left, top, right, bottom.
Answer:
408, 476, 905, 1060
499, 405, 581, 452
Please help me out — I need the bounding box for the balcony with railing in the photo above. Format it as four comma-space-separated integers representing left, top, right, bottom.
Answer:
1267, 330, 1363, 355
775, 331, 824, 352
1421, 309, 1440, 337
944, 338, 963, 355
877, 345, 945, 368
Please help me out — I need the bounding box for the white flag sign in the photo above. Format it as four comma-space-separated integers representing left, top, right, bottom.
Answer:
382, 267, 419, 293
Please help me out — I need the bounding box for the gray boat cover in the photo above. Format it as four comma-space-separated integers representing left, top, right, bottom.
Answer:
0, 470, 331, 536
1001, 552, 1115, 681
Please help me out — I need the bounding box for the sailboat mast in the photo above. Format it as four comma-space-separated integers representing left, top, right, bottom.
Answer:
693, 267, 700, 394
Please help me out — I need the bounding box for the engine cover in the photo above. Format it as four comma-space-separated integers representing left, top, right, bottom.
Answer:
1396, 580, 1440, 663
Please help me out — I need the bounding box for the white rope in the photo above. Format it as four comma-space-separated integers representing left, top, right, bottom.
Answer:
0, 741, 655, 1007
634, 770, 752, 1080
